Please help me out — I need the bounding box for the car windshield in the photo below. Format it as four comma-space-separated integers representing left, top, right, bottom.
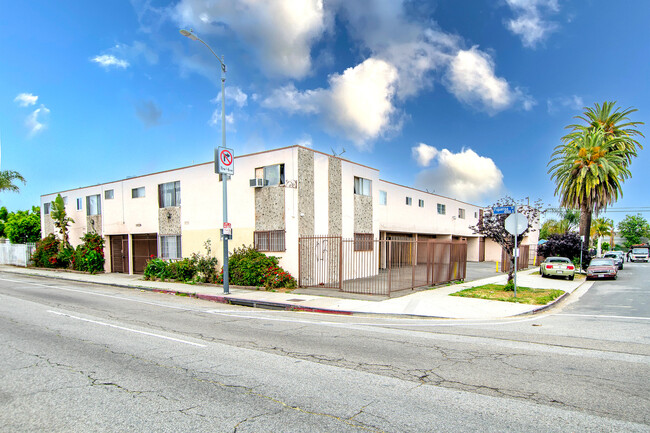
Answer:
590, 259, 614, 266
632, 248, 647, 254
603, 254, 617, 258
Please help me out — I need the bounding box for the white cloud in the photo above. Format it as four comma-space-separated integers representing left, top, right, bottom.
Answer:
173, 0, 327, 79
505, 0, 559, 48
263, 58, 398, 148
209, 109, 234, 127
412, 143, 439, 167
295, 135, 313, 147
25, 104, 50, 137
211, 87, 248, 107
414, 146, 504, 202
547, 95, 584, 113
91, 54, 130, 69
14, 93, 38, 107
445, 47, 534, 113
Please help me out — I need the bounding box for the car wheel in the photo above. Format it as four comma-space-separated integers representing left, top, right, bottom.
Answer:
613, 274, 618, 280
569, 275, 574, 281
620, 265, 623, 270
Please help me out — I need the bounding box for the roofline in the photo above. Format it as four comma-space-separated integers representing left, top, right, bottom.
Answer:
378, 179, 480, 207
41, 145, 379, 198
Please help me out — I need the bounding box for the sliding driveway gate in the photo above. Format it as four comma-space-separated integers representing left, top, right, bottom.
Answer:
298, 236, 467, 296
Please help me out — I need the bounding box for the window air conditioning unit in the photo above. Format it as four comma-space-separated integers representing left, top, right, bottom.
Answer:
249, 178, 267, 188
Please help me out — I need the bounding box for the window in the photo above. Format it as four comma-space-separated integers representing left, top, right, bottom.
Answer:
62, 196, 68, 205
160, 235, 182, 259
254, 230, 286, 252
475, 212, 478, 218
406, 197, 412, 206
353, 177, 372, 196
379, 190, 387, 205
458, 208, 466, 219
132, 187, 145, 198
43, 203, 50, 215
86, 194, 101, 216
354, 233, 373, 251
158, 181, 180, 207
255, 164, 285, 186
105, 189, 114, 200
437, 203, 446, 215
418, 199, 424, 208
76, 198, 83, 211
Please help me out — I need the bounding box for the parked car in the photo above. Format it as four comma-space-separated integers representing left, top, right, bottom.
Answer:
603, 252, 624, 270
586, 258, 618, 280
540, 257, 575, 280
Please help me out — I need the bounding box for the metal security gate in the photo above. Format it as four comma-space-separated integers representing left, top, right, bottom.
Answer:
299, 237, 467, 296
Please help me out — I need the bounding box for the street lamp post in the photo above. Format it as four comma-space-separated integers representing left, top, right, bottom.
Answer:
180, 29, 230, 294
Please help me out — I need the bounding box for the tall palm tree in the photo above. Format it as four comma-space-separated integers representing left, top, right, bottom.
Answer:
555, 102, 644, 240
0, 170, 26, 193
549, 129, 632, 244
591, 217, 613, 255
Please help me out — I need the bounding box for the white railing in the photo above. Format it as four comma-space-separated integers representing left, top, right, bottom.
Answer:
0, 241, 36, 267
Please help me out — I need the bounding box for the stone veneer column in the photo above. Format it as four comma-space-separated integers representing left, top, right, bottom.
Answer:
255, 188, 285, 230
354, 195, 373, 233
159, 207, 181, 235
298, 148, 314, 237
328, 157, 342, 235
86, 215, 103, 235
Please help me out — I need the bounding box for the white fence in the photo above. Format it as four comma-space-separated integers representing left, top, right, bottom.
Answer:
0, 242, 36, 267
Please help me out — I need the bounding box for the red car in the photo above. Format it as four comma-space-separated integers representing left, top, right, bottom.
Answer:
586, 258, 618, 280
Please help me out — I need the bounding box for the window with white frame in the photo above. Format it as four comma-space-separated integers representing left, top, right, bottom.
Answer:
76, 198, 83, 211
43, 203, 50, 215
105, 189, 114, 200
418, 199, 424, 208
132, 187, 145, 198
158, 181, 180, 208
160, 235, 182, 259
86, 194, 101, 216
353, 176, 372, 196
379, 190, 387, 205
437, 203, 446, 215
458, 208, 466, 219
406, 196, 412, 206
255, 164, 285, 186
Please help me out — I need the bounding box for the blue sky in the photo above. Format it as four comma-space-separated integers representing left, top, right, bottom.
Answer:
1, 0, 648, 225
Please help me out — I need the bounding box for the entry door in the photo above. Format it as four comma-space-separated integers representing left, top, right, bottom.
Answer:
132, 234, 158, 274
110, 235, 129, 273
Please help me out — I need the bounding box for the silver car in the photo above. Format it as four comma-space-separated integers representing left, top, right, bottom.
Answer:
540, 257, 576, 280
603, 252, 624, 270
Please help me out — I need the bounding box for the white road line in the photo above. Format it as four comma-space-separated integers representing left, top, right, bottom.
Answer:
556, 313, 650, 321
47, 310, 206, 347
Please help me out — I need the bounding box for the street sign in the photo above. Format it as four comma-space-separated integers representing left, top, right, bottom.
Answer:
216, 147, 234, 175
505, 212, 528, 235
223, 222, 232, 236
493, 206, 515, 215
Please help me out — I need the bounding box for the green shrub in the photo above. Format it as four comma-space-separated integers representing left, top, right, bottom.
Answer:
56, 245, 75, 269
262, 264, 297, 290
31, 234, 60, 268
167, 258, 197, 282
191, 240, 219, 283
217, 244, 296, 289
74, 232, 105, 274
144, 258, 169, 281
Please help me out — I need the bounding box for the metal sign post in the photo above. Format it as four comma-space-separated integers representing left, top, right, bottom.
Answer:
216, 146, 234, 294
505, 211, 528, 297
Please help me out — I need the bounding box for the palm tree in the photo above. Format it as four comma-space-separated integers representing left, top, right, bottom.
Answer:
554, 102, 644, 240
549, 129, 632, 244
591, 217, 613, 255
0, 170, 26, 193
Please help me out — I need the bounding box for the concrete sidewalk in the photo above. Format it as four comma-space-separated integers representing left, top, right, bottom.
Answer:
0, 265, 586, 319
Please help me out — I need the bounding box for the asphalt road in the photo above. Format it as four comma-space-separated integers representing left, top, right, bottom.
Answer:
0, 263, 648, 432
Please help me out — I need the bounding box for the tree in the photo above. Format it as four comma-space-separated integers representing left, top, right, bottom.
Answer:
549, 128, 632, 246
471, 197, 542, 285
0, 206, 8, 238
591, 217, 613, 255
618, 214, 650, 248
5, 206, 41, 243
50, 194, 74, 246
551, 102, 644, 241
0, 170, 26, 193
538, 232, 591, 269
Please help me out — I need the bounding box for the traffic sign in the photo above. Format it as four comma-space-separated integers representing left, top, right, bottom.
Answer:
493, 206, 515, 215
216, 147, 234, 175
505, 212, 528, 235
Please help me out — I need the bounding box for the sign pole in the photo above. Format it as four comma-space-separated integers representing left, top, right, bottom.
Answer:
220, 62, 229, 295
514, 210, 518, 297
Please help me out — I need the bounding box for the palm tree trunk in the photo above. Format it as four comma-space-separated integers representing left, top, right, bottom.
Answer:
580, 204, 592, 249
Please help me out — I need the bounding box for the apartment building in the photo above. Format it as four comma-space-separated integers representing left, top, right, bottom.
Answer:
41, 145, 526, 279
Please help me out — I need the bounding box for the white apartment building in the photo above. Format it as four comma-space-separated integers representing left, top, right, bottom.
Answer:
40, 145, 532, 279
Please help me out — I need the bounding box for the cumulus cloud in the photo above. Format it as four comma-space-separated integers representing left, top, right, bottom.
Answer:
14, 93, 38, 107
172, 0, 327, 79
413, 145, 504, 202
263, 58, 398, 147
547, 95, 584, 114
211, 87, 248, 107
295, 135, 313, 147
445, 47, 534, 113
91, 54, 130, 69
412, 143, 439, 167
209, 109, 234, 127
504, 0, 559, 48
25, 105, 50, 137
135, 100, 162, 127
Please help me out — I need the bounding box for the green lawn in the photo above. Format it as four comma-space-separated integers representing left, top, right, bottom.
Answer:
450, 284, 564, 305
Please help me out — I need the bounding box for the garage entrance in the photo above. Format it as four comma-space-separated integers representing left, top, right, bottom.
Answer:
132, 234, 158, 274
110, 235, 129, 274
